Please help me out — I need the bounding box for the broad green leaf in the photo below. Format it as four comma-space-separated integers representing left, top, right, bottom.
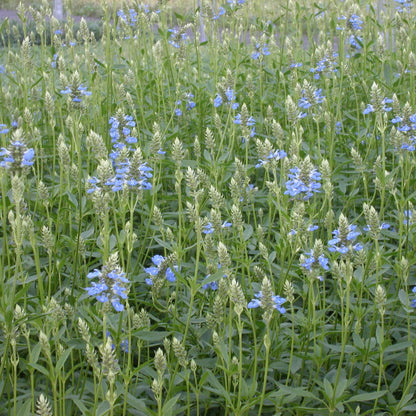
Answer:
206, 370, 232, 404
67, 395, 89, 415
56, 347, 74, 373
384, 341, 412, 354
16, 399, 31, 416
344, 390, 387, 403
27, 362, 49, 377
276, 385, 319, 400
161, 394, 180, 416
96, 401, 110, 416
323, 378, 333, 400
125, 393, 153, 416
390, 371, 405, 393
243, 224, 253, 241
133, 330, 171, 342
334, 377, 348, 400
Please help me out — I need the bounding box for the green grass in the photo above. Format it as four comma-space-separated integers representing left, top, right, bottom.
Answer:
1, 1, 416, 415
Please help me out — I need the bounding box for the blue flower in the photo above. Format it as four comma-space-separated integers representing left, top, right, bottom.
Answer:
213, 7, 226, 20
234, 114, 256, 139
0, 124, 9, 134
363, 104, 374, 114
310, 53, 338, 79
404, 210, 413, 225
85, 266, 129, 312
255, 149, 287, 168
214, 95, 223, 107
85, 281, 108, 296
247, 291, 286, 314
251, 43, 271, 60
301, 250, 329, 273
202, 275, 218, 290
328, 224, 363, 254
363, 97, 392, 115
88, 120, 153, 194
175, 93, 196, 115
22, 148, 35, 166
298, 88, 325, 110
284, 166, 321, 200
109, 114, 136, 146
227, 0, 245, 8
51, 54, 58, 68
349, 13, 363, 30
61, 83, 92, 102
363, 223, 390, 232
411, 286, 416, 307
168, 27, 189, 48
144, 255, 178, 285
214, 88, 239, 109
335, 121, 342, 134
203, 222, 214, 234
112, 298, 124, 312
0, 139, 35, 170
395, 0, 412, 12
120, 339, 129, 353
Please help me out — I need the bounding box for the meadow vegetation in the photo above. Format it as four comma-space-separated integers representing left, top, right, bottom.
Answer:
1, 0, 416, 415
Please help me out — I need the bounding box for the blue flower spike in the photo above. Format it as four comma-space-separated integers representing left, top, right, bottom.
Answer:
85, 254, 129, 312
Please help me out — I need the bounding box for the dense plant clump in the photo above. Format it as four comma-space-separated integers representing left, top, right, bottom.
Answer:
1, 0, 416, 415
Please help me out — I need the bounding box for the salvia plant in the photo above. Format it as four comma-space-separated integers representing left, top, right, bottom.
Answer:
2, 0, 416, 415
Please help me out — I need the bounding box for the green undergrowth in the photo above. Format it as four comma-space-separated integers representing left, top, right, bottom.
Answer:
1, 1, 416, 415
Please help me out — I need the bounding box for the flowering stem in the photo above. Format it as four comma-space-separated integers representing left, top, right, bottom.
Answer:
332, 275, 350, 407
285, 302, 295, 386
372, 313, 385, 415
257, 326, 270, 416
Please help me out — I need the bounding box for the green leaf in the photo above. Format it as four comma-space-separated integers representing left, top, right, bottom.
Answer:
196, 270, 223, 290
0, 18, 9, 34
390, 371, 405, 393
31, 76, 43, 89
352, 333, 364, 350
203, 149, 212, 162
275, 385, 318, 400
30, 343, 42, 366
94, 58, 105, 68
81, 227, 95, 240
399, 393, 414, 407
161, 394, 180, 416
334, 377, 348, 401
323, 378, 334, 400
243, 224, 253, 241
56, 347, 73, 373
16, 399, 31, 416
344, 390, 387, 403
133, 330, 171, 342
96, 401, 110, 416
26, 362, 49, 377
67, 395, 89, 415
402, 404, 416, 411
66, 192, 79, 208
206, 370, 232, 404
399, 289, 411, 310
125, 393, 153, 415
289, 356, 302, 375
384, 341, 412, 354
